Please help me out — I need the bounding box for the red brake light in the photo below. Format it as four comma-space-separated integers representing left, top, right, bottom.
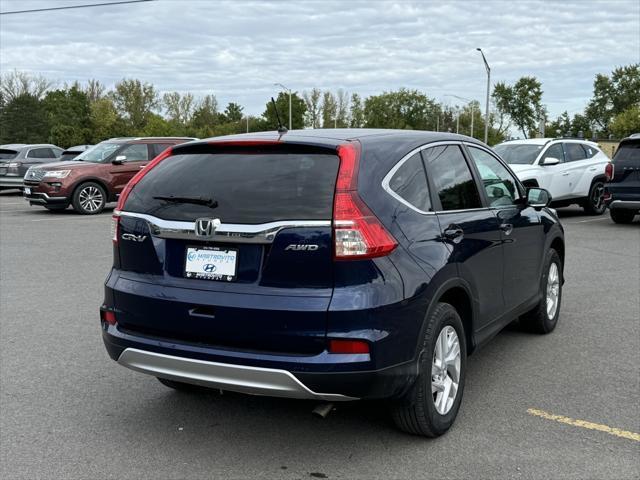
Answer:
605, 162, 614, 181
101, 309, 116, 326
328, 339, 370, 354
115, 146, 173, 211
333, 142, 397, 260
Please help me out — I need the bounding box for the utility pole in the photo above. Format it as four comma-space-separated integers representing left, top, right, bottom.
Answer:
476, 48, 491, 144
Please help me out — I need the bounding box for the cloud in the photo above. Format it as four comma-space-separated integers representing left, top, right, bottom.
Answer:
0, 0, 638, 118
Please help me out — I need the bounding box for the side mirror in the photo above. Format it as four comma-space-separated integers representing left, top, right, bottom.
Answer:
541, 157, 560, 166
527, 188, 552, 209
112, 155, 126, 165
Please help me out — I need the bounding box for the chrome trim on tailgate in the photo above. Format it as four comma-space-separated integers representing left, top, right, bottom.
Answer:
118, 348, 356, 401
116, 210, 331, 244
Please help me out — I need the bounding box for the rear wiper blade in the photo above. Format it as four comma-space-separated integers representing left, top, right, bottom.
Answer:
153, 195, 218, 208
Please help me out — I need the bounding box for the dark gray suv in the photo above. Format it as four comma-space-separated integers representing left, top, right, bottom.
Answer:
0, 144, 63, 190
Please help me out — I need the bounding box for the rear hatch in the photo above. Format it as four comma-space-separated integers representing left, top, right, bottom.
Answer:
0, 149, 18, 175
608, 139, 640, 199
113, 142, 339, 354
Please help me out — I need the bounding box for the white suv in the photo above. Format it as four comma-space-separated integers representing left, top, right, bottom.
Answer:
494, 138, 611, 214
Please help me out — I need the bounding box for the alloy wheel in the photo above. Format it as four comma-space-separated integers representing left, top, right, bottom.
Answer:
79, 186, 104, 212
546, 262, 560, 320
431, 325, 461, 415
590, 182, 605, 212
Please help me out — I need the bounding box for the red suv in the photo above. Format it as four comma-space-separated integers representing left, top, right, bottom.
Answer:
23, 137, 195, 214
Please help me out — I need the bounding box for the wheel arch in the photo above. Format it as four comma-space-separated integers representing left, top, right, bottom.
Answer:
549, 236, 565, 273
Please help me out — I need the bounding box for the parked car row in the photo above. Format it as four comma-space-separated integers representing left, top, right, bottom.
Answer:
21, 137, 195, 214
0, 144, 64, 189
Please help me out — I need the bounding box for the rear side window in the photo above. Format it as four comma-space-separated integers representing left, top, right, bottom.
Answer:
388, 152, 431, 212
120, 144, 149, 162
563, 143, 587, 162
583, 144, 599, 158
27, 148, 55, 159
0, 149, 18, 160
125, 149, 339, 223
423, 145, 482, 211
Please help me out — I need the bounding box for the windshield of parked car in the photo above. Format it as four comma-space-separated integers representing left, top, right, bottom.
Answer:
493, 144, 544, 165
0, 149, 19, 160
73, 143, 120, 163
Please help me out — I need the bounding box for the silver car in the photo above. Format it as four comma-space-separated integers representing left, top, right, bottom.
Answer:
0, 144, 64, 190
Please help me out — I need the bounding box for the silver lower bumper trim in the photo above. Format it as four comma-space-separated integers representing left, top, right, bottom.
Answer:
610, 200, 640, 210
117, 348, 356, 401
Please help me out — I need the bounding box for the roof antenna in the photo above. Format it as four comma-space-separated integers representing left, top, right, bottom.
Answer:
271, 97, 288, 134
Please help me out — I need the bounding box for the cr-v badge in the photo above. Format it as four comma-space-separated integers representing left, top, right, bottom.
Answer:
121, 233, 147, 242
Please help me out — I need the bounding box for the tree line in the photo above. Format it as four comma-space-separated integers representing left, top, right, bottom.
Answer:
0, 64, 637, 149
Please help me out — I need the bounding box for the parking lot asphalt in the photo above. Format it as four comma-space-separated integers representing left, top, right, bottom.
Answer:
1, 190, 639, 480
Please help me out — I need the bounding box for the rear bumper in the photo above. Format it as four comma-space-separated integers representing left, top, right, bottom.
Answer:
102, 323, 417, 400
607, 199, 640, 210
0, 176, 24, 188
118, 347, 356, 401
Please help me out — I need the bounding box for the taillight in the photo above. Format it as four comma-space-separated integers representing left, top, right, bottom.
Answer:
605, 162, 614, 181
115, 146, 173, 211
100, 309, 116, 326
333, 142, 397, 260
328, 339, 370, 354
111, 214, 120, 244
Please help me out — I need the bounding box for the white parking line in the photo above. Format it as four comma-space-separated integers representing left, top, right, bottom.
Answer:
29, 216, 110, 222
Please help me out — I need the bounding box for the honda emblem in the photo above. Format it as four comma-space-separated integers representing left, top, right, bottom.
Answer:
195, 218, 221, 238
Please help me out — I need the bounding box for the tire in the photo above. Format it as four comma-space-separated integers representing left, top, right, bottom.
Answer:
72, 182, 106, 214
391, 302, 467, 437
520, 249, 562, 334
583, 180, 606, 215
44, 205, 67, 212
157, 377, 209, 392
610, 209, 636, 224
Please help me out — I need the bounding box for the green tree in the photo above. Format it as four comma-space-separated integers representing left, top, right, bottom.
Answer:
303, 88, 322, 128
141, 113, 182, 136
163, 91, 194, 125
546, 111, 572, 137
492, 77, 546, 138
0, 70, 52, 102
42, 85, 91, 147
364, 88, 438, 130
111, 78, 159, 132
586, 64, 640, 132
349, 93, 365, 128
88, 97, 123, 143
321, 91, 337, 128
223, 102, 244, 123
0, 93, 49, 144
609, 106, 640, 138
335, 89, 349, 127
262, 92, 306, 130
189, 94, 220, 137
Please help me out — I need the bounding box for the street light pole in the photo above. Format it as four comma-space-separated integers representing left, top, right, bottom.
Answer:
476, 48, 491, 144
274, 83, 292, 130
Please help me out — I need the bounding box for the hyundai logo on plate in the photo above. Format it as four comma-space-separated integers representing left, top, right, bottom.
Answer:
203, 264, 217, 273
195, 217, 221, 238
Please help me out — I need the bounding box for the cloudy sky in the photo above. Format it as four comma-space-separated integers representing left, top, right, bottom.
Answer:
0, 0, 638, 118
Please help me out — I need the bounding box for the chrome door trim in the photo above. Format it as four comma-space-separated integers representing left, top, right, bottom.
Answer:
115, 210, 331, 244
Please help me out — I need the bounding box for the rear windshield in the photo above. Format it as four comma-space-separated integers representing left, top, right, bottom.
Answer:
613, 141, 640, 163
0, 149, 18, 160
124, 149, 340, 223
493, 144, 544, 164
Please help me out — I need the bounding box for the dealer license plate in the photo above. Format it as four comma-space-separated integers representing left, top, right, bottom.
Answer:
185, 246, 238, 281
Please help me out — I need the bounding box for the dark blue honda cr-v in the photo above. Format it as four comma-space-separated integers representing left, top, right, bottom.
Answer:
101, 129, 565, 437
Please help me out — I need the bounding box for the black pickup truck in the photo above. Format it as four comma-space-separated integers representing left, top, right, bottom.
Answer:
605, 134, 640, 224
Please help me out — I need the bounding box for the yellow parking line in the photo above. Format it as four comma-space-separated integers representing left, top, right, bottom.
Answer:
527, 408, 640, 442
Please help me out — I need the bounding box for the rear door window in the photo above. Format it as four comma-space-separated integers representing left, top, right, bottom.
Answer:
0, 149, 18, 160
151, 143, 174, 157
422, 145, 482, 211
387, 152, 431, 212
27, 148, 55, 159
124, 148, 340, 223
120, 144, 149, 162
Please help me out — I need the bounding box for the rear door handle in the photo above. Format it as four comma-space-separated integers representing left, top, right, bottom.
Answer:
189, 307, 216, 319
561, 172, 570, 176
443, 226, 464, 243
500, 223, 513, 235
